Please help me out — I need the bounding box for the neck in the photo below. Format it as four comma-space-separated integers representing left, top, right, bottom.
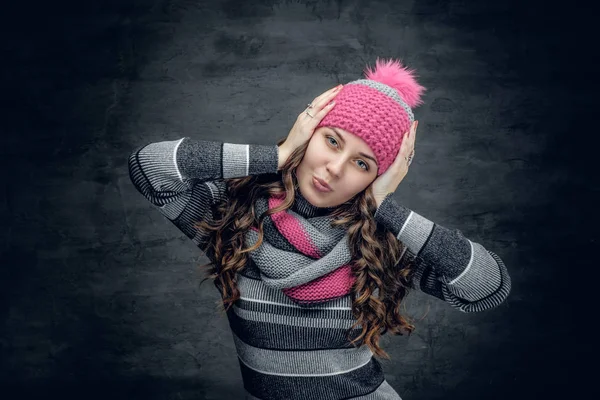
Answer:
292, 188, 337, 218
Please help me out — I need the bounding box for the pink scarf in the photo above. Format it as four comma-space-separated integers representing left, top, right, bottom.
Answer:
247, 194, 356, 305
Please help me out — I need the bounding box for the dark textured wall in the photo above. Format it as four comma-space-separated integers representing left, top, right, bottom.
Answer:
1, 0, 591, 399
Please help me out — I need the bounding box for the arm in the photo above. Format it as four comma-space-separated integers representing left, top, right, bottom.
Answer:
128, 137, 280, 254
374, 193, 511, 313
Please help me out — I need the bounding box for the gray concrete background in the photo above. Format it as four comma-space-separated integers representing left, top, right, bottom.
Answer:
1, 0, 593, 399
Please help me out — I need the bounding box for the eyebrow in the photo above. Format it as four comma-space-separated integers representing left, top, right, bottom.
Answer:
330, 128, 379, 166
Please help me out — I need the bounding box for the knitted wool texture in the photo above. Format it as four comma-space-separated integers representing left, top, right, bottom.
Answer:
269, 195, 355, 303
247, 193, 355, 305
317, 58, 426, 175
246, 59, 427, 304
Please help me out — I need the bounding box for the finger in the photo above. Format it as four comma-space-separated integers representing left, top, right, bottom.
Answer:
318, 84, 342, 99
302, 107, 319, 120
313, 99, 337, 121
311, 91, 341, 118
410, 122, 418, 149
402, 129, 413, 151
312, 88, 341, 112
411, 120, 418, 140
299, 99, 335, 125
404, 121, 417, 148
387, 122, 418, 169
299, 92, 334, 119
311, 85, 342, 109
301, 88, 340, 122
393, 131, 413, 167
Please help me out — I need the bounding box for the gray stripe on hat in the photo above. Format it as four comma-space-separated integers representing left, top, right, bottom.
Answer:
346, 79, 414, 123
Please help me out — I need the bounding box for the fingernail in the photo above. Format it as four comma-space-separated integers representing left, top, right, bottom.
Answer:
329, 101, 336, 106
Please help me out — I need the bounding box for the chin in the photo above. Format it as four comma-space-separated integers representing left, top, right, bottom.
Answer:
298, 179, 328, 207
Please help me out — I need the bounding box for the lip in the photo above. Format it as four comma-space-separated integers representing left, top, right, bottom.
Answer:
313, 176, 332, 192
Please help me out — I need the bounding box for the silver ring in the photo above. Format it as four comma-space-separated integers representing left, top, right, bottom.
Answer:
305, 110, 314, 118
407, 150, 415, 166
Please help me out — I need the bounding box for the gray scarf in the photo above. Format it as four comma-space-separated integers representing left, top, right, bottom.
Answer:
244, 192, 357, 304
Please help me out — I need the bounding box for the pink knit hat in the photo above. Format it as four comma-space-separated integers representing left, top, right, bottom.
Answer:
316, 58, 426, 175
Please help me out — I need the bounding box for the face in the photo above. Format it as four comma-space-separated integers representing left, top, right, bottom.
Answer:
296, 126, 379, 208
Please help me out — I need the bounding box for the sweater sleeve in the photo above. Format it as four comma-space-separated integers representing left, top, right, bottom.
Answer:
128, 137, 280, 254
374, 193, 511, 313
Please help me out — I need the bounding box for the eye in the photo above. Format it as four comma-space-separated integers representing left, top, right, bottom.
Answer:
357, 160, 369, 171
326, 136, 369, 171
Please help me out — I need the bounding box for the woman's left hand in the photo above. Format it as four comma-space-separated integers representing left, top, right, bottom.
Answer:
371, 120, 419, 207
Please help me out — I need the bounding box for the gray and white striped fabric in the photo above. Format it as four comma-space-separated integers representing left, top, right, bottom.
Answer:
128, 136, 511, 399
374, 196, 511, 312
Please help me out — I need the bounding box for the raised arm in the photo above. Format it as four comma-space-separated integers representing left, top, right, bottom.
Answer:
128, 137, 280, 253
374, 193, 511, 313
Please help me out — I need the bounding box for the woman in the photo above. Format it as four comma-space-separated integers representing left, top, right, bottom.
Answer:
128, 58, 511, 400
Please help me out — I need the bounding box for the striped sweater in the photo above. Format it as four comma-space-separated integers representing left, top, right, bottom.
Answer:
128, 137, 511, 400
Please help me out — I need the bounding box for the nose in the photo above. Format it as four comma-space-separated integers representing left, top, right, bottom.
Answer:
326, 156, 344, 178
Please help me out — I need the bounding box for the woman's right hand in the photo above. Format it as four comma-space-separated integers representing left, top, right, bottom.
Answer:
278, 84, 343, 169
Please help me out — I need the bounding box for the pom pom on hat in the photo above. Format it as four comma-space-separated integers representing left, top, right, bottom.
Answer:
364, 58, 425, 108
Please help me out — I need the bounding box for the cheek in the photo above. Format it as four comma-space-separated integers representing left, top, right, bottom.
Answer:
301, 139, 324, 167
347, 175, 373, 193
349, 170, 376, 191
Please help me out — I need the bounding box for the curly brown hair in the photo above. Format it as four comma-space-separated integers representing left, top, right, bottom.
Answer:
194, 137, 417, 360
